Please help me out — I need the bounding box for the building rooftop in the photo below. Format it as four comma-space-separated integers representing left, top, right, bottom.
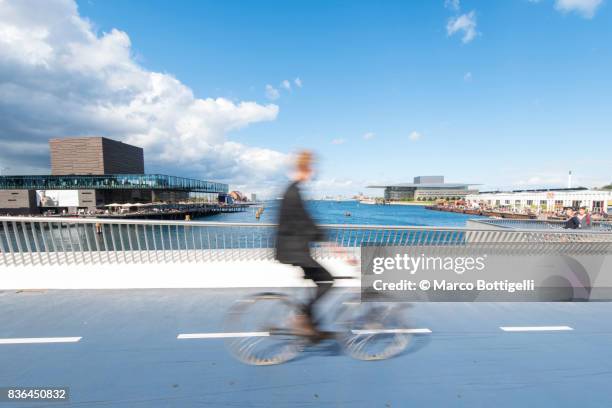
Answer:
0, 174, 228, 194
477, 187, 589, 194
367, 182, 478, 189
367, 175, 479, 189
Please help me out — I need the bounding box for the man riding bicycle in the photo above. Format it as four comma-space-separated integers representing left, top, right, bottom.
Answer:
275, 150, 333, 337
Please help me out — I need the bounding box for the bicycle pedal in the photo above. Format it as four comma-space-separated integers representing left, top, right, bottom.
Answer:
317, 330, 336, 339
305, 330, 335, 344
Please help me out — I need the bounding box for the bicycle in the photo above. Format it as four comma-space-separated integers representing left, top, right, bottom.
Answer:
223, 277, 413, 365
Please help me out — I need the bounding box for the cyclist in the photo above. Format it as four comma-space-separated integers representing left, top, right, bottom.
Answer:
275, 150, 333, 337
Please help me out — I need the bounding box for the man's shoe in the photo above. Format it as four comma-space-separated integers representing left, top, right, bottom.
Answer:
291, 314, 318, 337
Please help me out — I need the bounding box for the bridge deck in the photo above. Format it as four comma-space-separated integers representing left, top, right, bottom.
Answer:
1, 289, 611, 407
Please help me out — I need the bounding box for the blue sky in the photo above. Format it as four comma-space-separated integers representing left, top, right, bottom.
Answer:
1, 0, 611, 196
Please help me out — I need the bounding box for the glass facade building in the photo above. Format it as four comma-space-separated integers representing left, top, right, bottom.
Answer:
0, 174, 228, 194
368, 176, 479, 201
0, 137, 231, 215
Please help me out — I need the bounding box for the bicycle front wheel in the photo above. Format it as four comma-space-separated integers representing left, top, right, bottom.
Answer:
224, 293, 304, 366
335, 294, 412, 361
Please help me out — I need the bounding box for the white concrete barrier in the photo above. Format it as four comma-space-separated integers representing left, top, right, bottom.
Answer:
0, 256, 360, 290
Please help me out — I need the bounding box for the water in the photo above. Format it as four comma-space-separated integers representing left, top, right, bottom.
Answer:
0, 201, 485, 256
201, 200, 484, 227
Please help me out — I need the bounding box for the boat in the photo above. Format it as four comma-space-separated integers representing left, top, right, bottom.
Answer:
359, 199, 377, 205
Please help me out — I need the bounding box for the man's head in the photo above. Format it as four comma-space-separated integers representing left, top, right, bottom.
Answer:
579, 207, 587, 215
295, 150, 314, 181
566, 208, 575, 217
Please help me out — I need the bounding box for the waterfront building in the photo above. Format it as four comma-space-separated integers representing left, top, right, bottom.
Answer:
368, 176, 479, 201
49, 137, 144, 175
229, 191, 246, 202
466, 188, 611, 214
0, 137, 228, 215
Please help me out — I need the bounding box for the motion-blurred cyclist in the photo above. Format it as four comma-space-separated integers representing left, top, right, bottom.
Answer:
275, 150, 333, 337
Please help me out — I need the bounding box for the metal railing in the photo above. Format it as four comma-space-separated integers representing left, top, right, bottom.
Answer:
470, 218, 612, 231
1, 216, 612, 266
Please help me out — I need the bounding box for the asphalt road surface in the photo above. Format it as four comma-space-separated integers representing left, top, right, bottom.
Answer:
1, 289, 611, 407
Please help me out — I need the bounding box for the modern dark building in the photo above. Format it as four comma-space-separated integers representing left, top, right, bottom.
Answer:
0, 137, 228, 215
50, 137, 145, 175
368, 176, 479, 201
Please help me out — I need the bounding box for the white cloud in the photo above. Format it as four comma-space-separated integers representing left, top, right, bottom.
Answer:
444, 0, 460, 11
409, 131, 422, 141
311, 178, 354, 189
0, 0, 288, 193
447, 11, 478, 43
464, 71, 472, 82
305, 177, 359, 198
363, 132, 376, 140
294, 77, 302, 88
331, 138, 346, 145
265, 84, 280, 100
280, 79, 291, 91
554, 0, 602, 18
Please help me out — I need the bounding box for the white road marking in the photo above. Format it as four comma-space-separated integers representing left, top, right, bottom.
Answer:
177, 328, 431, 339
0, 337, 82, 344
351, 328, 432, 335
178, 332, 270, 339
500, 326, 573, 332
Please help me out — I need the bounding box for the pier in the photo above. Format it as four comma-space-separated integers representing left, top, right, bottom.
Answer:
425, 204, 538, 219
96, 203, 249, 220
39, 202, 250, 220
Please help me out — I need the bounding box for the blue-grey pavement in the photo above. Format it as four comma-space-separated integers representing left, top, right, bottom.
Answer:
1, 289, 611, 407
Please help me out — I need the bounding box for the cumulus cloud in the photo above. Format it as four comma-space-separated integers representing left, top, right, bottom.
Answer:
280, 79, 291, 91
265, 84, 280, 100
363, 132, 376, 140
0, 0, 288, 193
294, 77, 302, 88
409, 131, 422, 141
331, 138, 346, 145
554, 0, 603, 18
447, 11, 478, 43
307, 177, 356, 198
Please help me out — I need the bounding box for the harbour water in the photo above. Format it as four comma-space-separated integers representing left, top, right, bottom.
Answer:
202, 200, 485, 227
0, 201, 487, 255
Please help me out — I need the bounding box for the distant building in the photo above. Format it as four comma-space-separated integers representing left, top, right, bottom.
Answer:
368, 176, 479, 201
50, 137, 145, 175
0, 137, 227, 215
250, 193, 257, 202
229, 191, 245, 202
466, 188, 611, 214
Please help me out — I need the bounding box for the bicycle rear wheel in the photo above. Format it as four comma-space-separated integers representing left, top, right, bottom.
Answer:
335, 294, 412, 361
224, 293, 304, 365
